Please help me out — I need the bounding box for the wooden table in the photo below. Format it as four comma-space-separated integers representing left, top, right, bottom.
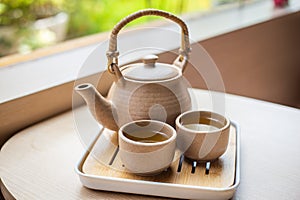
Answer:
1, 89, 300, 199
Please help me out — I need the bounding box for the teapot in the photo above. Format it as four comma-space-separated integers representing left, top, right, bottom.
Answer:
75, 9, 192, 131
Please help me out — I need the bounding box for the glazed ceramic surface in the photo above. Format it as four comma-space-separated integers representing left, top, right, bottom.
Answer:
176, 110, 230, 161
118, 120, 176, 175
75, 9, 192, 131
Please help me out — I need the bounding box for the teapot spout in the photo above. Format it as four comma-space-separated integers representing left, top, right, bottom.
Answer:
75, 83, 119, 131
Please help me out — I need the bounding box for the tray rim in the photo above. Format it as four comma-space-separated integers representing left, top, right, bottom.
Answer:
75, 120, 240, 199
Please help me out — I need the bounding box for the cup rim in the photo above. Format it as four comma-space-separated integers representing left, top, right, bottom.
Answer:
119, 120, 176, 146
175, 110, 230, 134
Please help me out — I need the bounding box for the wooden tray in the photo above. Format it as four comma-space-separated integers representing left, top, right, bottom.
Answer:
76, 121, 240, 200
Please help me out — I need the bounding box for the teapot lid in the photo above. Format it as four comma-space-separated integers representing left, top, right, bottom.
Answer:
122, 55, 180, 81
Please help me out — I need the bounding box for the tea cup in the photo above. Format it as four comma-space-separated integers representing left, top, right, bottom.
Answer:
175, 110, 230, 161
118, 120, 176, 175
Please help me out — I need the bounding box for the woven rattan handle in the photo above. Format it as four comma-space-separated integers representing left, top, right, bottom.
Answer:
107, 9, 191, 74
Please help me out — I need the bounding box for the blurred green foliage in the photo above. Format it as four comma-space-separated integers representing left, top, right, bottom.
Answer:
65, 0, 211, 39
2, 0, 241, 56
0, 0, 212, 36
0, 0, 63, 26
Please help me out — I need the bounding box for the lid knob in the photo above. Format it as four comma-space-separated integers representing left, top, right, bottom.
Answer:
142, 55, 158, 66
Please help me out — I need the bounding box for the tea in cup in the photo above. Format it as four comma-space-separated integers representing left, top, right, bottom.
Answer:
119, 120, 176, 175
176, 110, 230, 161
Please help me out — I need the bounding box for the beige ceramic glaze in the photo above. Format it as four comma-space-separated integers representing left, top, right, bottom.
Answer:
176, 111, 230, 161
75, 9, 192, 131
118, 120, 176, 175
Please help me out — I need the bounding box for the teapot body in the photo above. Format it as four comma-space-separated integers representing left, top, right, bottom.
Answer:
75, 9, 193, 131
108, 75, 191, 127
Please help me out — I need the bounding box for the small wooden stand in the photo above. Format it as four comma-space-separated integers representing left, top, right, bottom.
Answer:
80, 125, 237, 192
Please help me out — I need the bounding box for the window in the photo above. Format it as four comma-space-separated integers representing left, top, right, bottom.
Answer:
0, 0, 249, 57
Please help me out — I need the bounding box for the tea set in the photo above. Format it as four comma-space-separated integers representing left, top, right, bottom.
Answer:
75, 9, 230, 175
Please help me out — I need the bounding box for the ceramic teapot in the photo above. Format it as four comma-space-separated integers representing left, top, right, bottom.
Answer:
75, 9, 192, 131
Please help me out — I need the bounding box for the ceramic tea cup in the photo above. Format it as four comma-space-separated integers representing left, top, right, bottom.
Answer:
118, 120, 176, 175
176, 110, 230, 161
